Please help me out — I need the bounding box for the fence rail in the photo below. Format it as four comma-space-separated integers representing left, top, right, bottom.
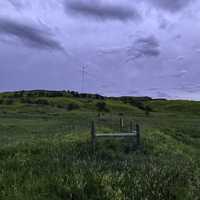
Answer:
96, 132, 137, 137
90, 120, 140, 151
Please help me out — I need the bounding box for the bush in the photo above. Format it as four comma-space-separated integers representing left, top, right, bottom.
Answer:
67, 103, 80, 111
4, 99, 14, 105
14, 91, 24, 98
145, 105, 152, 116
35, 99, 50, 105
20, 98, 34, 104
20, 98, 49, 106
96, 102, 109, 112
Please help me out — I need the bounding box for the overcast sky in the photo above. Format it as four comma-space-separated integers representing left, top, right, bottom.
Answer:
1, 0, 200, 99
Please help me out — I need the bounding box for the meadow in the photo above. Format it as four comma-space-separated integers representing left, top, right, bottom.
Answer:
0, 91, 199, 199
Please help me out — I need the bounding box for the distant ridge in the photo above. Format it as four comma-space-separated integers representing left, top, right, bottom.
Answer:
0, 89, 167, 101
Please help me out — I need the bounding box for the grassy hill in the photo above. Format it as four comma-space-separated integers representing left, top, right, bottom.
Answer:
0, 90, 199, 199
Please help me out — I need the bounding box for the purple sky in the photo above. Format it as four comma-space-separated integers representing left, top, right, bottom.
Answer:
1, 0, 200, 99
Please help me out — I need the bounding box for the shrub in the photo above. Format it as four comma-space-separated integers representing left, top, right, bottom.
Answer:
145, 105, 152, 116
13, 91, 24, 98
67, 103, 80, 111
96, 102, 109, 112
35, 99, 50, 105
20, 98, 50, 106
20, 98, 34, 104
4, 99, 14, 105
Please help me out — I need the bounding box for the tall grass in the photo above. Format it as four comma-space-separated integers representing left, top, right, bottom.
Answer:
0, 95, 200, 199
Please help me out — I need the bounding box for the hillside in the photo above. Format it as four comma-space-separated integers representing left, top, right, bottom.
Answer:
0, 90, 199, 199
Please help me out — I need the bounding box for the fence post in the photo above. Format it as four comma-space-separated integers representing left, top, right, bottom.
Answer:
91, 121, 96, 151
130, 121, 133, 133
136, 124, 140, 146
120, 118, 124, 132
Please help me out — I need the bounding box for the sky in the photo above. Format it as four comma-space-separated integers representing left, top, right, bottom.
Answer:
1, 0, 200, 99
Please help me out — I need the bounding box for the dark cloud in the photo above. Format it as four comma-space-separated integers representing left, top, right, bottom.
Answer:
8, 0, 24, 9
0, 18, 63, 50
170, 70, 187, 78
159, 18, 169, 29
64, 0, 141, 21
127, 35, 160, 60
173, 34, 182, 40
148, 0, 193, 12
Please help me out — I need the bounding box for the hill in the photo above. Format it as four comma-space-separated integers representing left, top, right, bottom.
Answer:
0, 90, 199, 199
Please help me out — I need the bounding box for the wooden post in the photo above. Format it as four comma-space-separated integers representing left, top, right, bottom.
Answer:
136, 124, 140, 146
130, 121, 133, 133
91, 121, 96, 151
120, 118, 124, 132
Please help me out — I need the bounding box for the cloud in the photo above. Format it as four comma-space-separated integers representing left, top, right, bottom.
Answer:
176, 56, 184, 61
8, 0, 24, 9
159, 18, 169, 29
171, 84, 200, 93
171, 70, 187, 78
147, 0, 194, 12
97, 46, 126, 55
98, 35, 161, 60
156, 91, 171, 98
64, 0, 141, 21
159, 70, 188, 79
0, 18, 63, 51
127, 35, 160, 60
173, 34, 182, 40
196, 48, 200, 53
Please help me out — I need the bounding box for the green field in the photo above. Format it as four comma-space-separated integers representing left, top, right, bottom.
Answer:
0, 91, 200, 199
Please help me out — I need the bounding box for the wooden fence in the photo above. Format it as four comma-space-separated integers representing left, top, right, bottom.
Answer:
90, 119, 141, 151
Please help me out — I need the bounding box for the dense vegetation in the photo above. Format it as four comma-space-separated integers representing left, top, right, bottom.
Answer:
0, 90, 199, 199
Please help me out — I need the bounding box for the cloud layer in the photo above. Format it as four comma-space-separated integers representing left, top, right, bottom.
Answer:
65, 0, 141, 21
0, 18, 63, 50
148, 0, 193, 12
127, 35, 160, 60
8, 0, 24, 9
1, 0, 200, 99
